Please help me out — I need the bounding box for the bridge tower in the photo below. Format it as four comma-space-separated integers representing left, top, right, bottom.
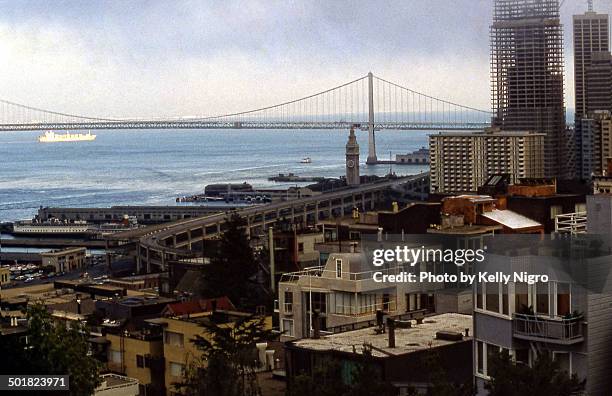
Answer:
366, 71, 377, 164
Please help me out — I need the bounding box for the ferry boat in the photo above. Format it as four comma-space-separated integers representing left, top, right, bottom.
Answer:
38, 130, 96, 143
12, 219, 92, 236
300, 157, 312, 164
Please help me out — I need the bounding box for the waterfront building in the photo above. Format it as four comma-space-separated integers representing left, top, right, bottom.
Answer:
40, 247, 87, 273
0, 267, 10, 287
490, 0, 567, 178
395, 147, 429, 164
429, 130, 545, 194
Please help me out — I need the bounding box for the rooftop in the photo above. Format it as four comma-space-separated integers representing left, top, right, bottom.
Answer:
292, 313, 472, 357
481, 209, 542, 229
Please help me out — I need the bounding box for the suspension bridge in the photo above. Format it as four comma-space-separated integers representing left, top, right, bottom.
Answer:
0, 72, 492, 163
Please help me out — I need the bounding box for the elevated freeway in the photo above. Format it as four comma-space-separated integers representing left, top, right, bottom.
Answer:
108, 172, 429, 272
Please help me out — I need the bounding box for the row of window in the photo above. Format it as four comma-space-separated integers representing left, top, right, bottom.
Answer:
475, 281, 572, 318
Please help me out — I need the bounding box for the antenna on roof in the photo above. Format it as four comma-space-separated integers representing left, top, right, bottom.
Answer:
588, 0, 594, 12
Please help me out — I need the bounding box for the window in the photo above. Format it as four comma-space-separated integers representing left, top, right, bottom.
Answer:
335, 259, 342, 278
536, 282, 549, 316
349, 231, 360, 240
282, 319, 294, 337
169, 362, 185, 377
550, 205, 563, 220
284, 291, 293, 313
136, 354, 144, 368
486, 283, 500, 313
477, 341, 484, 374
556, 283, 571, 317
574, 203, 586, 213
164, 331, 184, 347
515, 282, 529, 314
110, 350, 122, 364
298, 242, 304, 253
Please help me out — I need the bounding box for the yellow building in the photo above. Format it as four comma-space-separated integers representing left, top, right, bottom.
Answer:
151, 311, 272, 396
0, 267, 10, 287
105, 329, 165, 396
40, 247, 87, 273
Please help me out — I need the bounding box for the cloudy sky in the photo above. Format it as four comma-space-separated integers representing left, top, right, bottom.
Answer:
0, 0, 610, 119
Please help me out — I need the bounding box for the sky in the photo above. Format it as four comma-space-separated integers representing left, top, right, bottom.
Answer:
0, 0, 610, 119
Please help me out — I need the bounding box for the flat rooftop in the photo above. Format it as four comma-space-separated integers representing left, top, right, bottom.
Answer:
293, 313, 472, 357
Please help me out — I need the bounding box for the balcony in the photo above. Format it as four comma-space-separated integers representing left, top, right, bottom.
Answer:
512, 313, 584, 345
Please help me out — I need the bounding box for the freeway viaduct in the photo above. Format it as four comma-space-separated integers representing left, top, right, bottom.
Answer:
108, 172, 429, 273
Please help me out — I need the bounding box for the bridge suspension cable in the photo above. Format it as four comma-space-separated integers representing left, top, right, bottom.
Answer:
0, 73, 492, 131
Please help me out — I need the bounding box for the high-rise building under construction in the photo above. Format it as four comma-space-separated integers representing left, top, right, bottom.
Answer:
490, 0, 566, 178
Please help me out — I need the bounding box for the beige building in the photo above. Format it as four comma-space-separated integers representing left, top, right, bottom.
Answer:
0, 267, 10, 287
40, 247, 87, 273
578, 111, 612, 178
277, 252, 452, 341
149, 312, 272, 396
105, 330, 165, 396
429, 130, 545, 194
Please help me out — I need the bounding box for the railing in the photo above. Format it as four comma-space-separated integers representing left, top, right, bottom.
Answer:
279, 265, 409, 283
324, 309, 427, 334
555, 212, 587, 235
512, 313, 584, 344
333, 301, 397, 317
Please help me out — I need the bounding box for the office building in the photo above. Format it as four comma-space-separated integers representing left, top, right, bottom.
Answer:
576, 111, 612, 178
573, 8, 610, 118
491, 0, 566, 178
429, 130, 545, 194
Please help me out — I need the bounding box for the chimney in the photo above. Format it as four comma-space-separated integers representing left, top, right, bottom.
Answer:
312, 310, 321, 339
387, 318, 395, 348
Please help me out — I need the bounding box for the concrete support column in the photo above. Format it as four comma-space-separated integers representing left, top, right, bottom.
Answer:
146, 247, 151, 273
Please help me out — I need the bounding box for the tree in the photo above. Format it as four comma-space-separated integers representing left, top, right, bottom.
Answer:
286, 346, 396, 396
177, 314, 275, 396
424, 350, 473, 396
486, 350, 585, 396
0, 304, 101, 396
201, 213, 260, 307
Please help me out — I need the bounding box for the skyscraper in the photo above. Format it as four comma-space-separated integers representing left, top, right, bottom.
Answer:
573, 8, 609, 119
490, 0, 566, 178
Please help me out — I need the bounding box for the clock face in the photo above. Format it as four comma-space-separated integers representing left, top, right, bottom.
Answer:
347, 159, 355, 168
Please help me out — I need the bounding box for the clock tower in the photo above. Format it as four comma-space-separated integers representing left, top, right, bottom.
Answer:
345, 126, 360, 186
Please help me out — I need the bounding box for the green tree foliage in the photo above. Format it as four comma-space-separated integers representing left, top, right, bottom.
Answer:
424, 350, 473, 396
201, 213, 259, 306
0, 304, 101, 396
177, 314, 274, 396
287, 346, 395, 396
486, 350, 585, 396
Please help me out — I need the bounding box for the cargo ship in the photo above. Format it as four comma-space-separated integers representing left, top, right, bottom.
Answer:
38, 130, 96, 143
